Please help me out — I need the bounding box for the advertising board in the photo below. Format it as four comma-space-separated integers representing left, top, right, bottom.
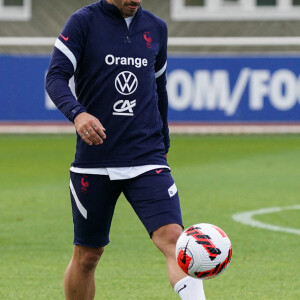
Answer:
1, 55, 299, 123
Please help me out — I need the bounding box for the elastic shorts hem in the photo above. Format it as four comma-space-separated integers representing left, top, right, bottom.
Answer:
73, 240, 110, 248
148, 220, 184, 237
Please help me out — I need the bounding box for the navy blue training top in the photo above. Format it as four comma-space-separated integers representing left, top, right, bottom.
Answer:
46, 0, 170, 168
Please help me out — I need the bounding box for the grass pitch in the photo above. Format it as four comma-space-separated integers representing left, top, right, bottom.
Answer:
0, 134, 299, 299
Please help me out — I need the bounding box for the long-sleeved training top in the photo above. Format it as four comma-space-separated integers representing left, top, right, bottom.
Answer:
46, 0, 170, 169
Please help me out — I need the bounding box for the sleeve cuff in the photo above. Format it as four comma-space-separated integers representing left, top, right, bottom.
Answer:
69, 107, 87, 123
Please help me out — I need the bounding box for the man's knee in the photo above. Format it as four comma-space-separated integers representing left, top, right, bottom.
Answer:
74, 245, 104, 273
152, 224, 183, 253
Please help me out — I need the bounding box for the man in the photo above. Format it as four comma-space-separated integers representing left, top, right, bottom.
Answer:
46, 0, 206, 299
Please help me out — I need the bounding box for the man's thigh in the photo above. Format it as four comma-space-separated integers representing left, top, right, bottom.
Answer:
123, 169, 183, 236
69, 172, 123, 247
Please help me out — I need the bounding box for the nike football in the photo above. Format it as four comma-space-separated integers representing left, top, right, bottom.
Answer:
176, 223, 232, 280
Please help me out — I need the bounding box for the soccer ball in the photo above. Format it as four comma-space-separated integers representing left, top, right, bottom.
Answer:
176, 223, 232, 280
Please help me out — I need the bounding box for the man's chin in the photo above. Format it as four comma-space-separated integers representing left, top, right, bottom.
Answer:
123, 6, 139, 16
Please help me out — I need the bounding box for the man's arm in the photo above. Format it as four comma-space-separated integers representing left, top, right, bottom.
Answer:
156, 74, 170, 154
155, 20, 170, 154
45, 12, 105, 145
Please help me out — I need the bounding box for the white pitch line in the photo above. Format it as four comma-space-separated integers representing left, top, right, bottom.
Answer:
232, 205, 300, 235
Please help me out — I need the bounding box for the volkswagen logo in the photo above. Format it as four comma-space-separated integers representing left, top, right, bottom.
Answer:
115, 71, 138, 95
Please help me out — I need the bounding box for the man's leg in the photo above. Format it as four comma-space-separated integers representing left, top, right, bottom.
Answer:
64, 245, 104, 300
152, 224, 206, 299
123, 170, 205, 298
67, 173, 123, 299
152, 223, 186, 286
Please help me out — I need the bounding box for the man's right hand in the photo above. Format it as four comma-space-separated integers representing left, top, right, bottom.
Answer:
74, 112, 106, 146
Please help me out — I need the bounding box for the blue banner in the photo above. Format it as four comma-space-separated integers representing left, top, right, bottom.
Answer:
0, 55, 65, 121
167, 55, 300, 122
0, 54, 300, 122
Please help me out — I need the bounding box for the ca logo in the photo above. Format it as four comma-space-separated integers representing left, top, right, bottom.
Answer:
115, 71, 138, 95
113, 100, 136, 116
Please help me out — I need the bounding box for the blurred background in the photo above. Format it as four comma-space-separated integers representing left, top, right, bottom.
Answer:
0, 0, 300, 131
1, 2, 300, 299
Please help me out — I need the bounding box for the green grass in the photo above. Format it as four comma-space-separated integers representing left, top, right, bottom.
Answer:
0, 134, 299, 299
